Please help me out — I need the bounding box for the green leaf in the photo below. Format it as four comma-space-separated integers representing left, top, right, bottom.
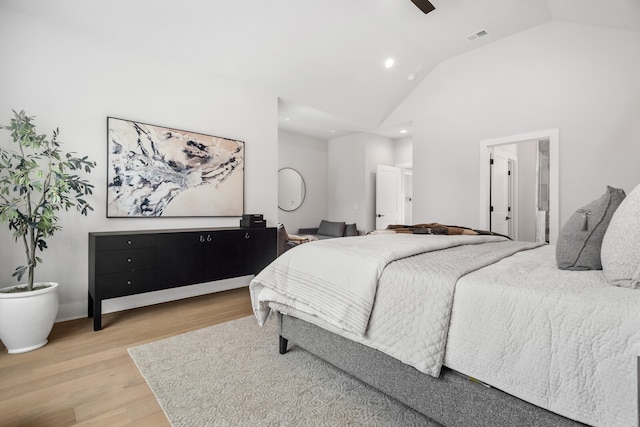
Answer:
12, 265, 27, 282
0, 110, 95, 287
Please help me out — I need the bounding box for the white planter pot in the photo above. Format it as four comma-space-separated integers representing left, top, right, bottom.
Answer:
0, 282, 59, 354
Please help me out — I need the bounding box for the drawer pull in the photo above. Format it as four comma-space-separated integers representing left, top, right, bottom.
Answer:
127, 240, 132, 245
127, 258, 132, 263
245, 233, 250, 239
127, 280, 132, 285
207, 234, 212, 242
200, 235, 205, 242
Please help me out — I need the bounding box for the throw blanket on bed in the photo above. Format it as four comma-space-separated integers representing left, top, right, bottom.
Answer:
251, 234, 534, 336
251, 234, 508, 335
253, 235, 542, 377
383, 223, 508, 237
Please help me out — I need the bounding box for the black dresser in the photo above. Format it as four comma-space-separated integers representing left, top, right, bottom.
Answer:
88, 227, 276, 330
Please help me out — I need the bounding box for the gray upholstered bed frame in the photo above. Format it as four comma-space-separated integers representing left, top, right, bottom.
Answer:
278, 313, 587, 427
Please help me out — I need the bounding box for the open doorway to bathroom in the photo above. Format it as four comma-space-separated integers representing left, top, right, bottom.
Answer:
480, 129, 559, 244
489, 140, 550, 242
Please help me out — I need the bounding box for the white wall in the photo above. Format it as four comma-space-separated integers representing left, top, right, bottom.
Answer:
328, 135, 366, 229
278, 129, 328, 233
394, 136, 413, 166
328, 133, 394, 232
0, 8, 279, 321
385, 21, 640, 230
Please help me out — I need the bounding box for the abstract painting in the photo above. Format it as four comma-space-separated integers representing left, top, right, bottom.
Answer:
107, 117, 244, 217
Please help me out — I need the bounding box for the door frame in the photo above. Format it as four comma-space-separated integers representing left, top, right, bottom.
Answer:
479, 129, 559, 244
401, 168, 413, 225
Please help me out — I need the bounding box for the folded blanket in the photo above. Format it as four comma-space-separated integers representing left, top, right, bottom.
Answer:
252, 233, 543, 377
250, 233, 510, 336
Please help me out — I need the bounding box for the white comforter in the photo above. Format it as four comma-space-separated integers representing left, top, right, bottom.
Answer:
446, 244, 640, 427
251, 234, 541, 376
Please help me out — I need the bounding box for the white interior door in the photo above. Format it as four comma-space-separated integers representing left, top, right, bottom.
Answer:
375, 165, 401, 230
490, 151, 512, 237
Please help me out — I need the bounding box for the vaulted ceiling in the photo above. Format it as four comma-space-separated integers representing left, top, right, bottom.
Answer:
3, 0, 639, 139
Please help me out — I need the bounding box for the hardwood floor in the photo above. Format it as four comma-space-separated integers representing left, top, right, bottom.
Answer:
0, 287, 254, 426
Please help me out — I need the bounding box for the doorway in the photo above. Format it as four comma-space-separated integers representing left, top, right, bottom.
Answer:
480, 129, 559, 244
375, 164, 402, 230
375, 164, 413, 230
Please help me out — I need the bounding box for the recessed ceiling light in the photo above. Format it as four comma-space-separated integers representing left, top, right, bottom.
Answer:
284, 117, 291, 121
330, 130, 336, 133
384, 58, 395, 68
400, 129, 408, 134
407, 73, 416, 81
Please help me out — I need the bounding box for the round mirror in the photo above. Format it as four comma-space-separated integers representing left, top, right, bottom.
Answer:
278, 167, 306, 211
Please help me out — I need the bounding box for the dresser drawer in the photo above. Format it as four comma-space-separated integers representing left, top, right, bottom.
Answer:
96, 248, 157, 274
95, 270, 157, 299
95, 234, 157, 251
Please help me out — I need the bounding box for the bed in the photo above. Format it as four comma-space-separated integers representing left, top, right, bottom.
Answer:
250, 188, 640, 426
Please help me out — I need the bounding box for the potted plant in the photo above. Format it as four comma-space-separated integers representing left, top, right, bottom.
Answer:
0, 110, 96, 354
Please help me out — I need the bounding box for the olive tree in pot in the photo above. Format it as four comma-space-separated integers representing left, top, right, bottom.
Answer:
0, 110, 95, 354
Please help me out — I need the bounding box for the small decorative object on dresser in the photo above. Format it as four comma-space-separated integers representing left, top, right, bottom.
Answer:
240, 213, 266, 228
88, 227, 276, 331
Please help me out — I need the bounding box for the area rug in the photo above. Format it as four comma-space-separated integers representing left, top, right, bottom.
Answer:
128, 315, 436, 426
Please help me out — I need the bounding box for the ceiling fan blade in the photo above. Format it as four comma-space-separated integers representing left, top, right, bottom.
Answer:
410, 0, 435, 14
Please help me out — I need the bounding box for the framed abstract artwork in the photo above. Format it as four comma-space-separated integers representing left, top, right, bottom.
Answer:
107, 117, 244, 217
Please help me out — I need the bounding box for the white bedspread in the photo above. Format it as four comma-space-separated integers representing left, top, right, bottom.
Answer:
250, 233, 509, 335
251, 234, 541, 377
445, 244, 640, 427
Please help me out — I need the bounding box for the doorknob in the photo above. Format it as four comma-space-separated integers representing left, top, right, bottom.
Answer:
376, 214, 385, 218
506, 216, 511, 220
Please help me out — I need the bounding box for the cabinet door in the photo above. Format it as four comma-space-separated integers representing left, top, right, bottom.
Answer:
156, 228, 276, 287
225, 228, 276, 277
201, 230, 230, 282
156, 232, 207, 287
248, 228, 277, 273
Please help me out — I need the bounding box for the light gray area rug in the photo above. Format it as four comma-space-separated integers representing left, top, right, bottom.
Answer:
128, 315, 437, 426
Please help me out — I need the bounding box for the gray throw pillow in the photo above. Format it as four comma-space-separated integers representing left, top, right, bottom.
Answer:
556, 186, 626, 270
317, 220, 346, 237
601, 183, 640, 288
344, 223, 358, 237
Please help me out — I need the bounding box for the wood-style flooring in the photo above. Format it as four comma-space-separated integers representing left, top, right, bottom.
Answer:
0, 287, 254, 426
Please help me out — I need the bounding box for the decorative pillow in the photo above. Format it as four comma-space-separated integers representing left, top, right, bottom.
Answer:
317, 220, 346, 237
344, 223, 358, 237
556, 186, 626, 270
601, 183, 640, 288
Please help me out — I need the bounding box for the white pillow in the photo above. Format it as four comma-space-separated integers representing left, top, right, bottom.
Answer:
600, 183, 640, 288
